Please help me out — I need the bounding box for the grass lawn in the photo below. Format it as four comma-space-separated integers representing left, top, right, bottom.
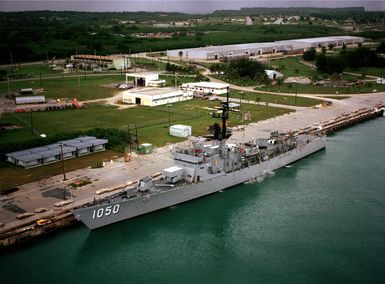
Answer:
159, 74, 199, 87
222, 90, 322, 107
257, 83, 385, 95
1, 63, 63, 78
210, 74, 256, 87
0, 74, 126, 100
346, 67, 385, 77
129, 56, 166, 71
269, 57, 314, 77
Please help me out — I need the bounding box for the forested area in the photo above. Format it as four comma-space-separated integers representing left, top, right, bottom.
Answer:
1, 8, 384, 64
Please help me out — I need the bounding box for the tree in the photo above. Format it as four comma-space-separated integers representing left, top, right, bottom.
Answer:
276, 78, 284, 92
328, 43, 335, 51
316, 55, 346, 74
303, 48, 316, 61
178, 50, 183, 61
376, 42, 385, 54
321, 46, 327, 54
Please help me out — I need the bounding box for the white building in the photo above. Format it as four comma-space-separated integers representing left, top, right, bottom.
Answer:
181, 82, 229, 95
122, 88, 192, 107
126, 72, 162, 87
167, 36, 364, 60
265, 70, 284, 80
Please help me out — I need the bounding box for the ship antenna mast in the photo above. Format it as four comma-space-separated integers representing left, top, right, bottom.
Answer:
221, 86, 229, 141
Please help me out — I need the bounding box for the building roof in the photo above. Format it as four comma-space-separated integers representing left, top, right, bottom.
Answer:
126, 72, 160, 78
170, 124, 191, 130
15, 96, 46, 105
17, 153, 43, 163
265, 70, 284, 76
169, 36, 364, 55
6, 136, 107, 164
124, 87, 182, 97
182, 82, 229, 89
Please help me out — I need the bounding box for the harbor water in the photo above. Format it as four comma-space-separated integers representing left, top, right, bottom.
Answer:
1, 118, 384, 283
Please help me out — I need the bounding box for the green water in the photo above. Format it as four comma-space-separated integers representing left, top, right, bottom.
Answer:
1, 118, 385, 284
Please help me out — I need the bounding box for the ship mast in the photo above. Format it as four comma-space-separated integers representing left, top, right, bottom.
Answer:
220, 86, 230, 141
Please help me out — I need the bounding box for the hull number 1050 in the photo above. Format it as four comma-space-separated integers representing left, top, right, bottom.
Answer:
92, 204, 120, 219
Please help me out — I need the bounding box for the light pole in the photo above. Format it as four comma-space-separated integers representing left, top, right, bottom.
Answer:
59, 143, 67, 182
293, 80, 298, 105
167, 104, 172, 127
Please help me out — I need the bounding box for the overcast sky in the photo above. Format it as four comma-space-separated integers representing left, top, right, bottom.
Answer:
0, 0, 384, 12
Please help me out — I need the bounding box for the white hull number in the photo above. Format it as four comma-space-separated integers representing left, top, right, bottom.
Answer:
92, 204, 120, 219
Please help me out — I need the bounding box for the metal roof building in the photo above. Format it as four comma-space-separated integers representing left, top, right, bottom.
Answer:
278, 36, 364, 49
15, 96, 46, 105
122, 87, 192, 107
6, 136, 108, 169
167, 36, 364, 60
181, 81, 229, 95
125, 72, 161, 87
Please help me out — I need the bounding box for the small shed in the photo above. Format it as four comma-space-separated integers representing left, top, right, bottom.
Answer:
170, 125, 192, 137
138, 143, 153, 154
265, 70, 284, 80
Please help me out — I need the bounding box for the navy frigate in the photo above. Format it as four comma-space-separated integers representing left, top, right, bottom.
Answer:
73, 90, 326, 229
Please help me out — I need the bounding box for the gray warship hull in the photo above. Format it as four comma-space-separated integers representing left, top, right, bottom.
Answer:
74, 136, 325, 229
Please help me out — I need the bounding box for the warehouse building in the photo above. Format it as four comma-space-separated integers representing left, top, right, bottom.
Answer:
181, 82, 229, 95
278, 36, 364, 49
167, 36, 364, 60
6, 136, 108, 169
122, 87, 192, 107
168, 42, 291, 60
70, 54, 130, 70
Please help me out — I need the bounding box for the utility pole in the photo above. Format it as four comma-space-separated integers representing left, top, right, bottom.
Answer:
167, 103, 171, 127
59, 143, 67, 182
77, 66, 80, 88
30, 110, 33, 136
7, 74, 11, 95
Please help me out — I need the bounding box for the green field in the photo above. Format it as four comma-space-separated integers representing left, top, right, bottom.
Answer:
1, 64, 63, 78
0, 74, 126, 100
0, 99, 293, 147
269, 57, 314, 77
221, 90, 322, 107
346, 67, 385, 77
257, 82, 385, 94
